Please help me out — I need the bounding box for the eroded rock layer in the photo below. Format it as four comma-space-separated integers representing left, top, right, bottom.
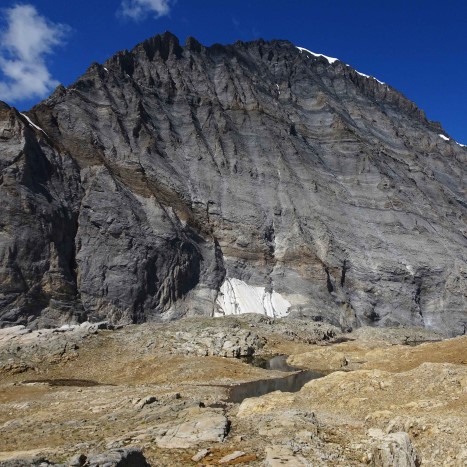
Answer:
0, 32, 466, 333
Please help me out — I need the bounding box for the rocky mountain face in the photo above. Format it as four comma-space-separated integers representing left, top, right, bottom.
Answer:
0, 32, 465, 334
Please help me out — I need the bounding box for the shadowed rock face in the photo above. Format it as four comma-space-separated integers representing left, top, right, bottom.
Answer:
0, 32, 465, 334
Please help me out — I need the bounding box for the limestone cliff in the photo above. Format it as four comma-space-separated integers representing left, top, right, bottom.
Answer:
0, 32, 465, 334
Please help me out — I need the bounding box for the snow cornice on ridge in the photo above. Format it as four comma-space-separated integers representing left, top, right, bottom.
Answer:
296, 45, 385, 85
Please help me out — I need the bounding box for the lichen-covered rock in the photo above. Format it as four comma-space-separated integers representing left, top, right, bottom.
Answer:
166, 328, 265, 357
0, 321, 105, 370
0, 33, 465, 334
155, 409, 229, 448
369, 430, 420, 467
263, 445, 309, 466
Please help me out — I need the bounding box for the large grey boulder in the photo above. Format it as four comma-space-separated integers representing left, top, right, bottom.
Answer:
0, 32, 465, 334
83, 448, 150, 467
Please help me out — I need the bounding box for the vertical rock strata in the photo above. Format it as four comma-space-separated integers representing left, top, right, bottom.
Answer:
0, 32, 465, 334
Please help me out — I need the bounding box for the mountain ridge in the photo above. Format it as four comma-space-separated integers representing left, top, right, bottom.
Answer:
0, 32, 465, 334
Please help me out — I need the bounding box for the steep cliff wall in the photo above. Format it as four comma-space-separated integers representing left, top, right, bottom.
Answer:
0, 33, 465, 334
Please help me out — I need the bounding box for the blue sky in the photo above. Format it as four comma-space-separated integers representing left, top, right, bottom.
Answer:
0, 0, 465, 144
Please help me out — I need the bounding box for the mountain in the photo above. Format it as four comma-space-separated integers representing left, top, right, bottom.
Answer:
0, 32, 465, 334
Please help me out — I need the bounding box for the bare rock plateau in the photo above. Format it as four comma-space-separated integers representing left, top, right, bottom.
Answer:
0, 317, 465, 466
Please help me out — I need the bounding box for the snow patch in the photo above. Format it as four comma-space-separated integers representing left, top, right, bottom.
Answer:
103, 67, 108, 72
297, 46, 384, 84
20, 113, 48, 137
404, 263, 415, 276
215, 278, 290, 318
296, 46, 338, 64
437, 134, 465, 147
354, 70, 385, 85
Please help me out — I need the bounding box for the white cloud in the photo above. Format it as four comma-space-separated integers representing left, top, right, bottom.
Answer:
120, 0, 174, 21
0, 4, 69, 103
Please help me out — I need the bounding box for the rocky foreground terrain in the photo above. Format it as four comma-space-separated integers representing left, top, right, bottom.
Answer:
0, 316, 465, 466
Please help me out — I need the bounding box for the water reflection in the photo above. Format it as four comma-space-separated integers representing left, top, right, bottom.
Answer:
22, 379, 101, 387
228, 354, 323, 403
242, 354, 301, 372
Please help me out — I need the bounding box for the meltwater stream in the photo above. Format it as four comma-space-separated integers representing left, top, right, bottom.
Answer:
227, 355, 324, 404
